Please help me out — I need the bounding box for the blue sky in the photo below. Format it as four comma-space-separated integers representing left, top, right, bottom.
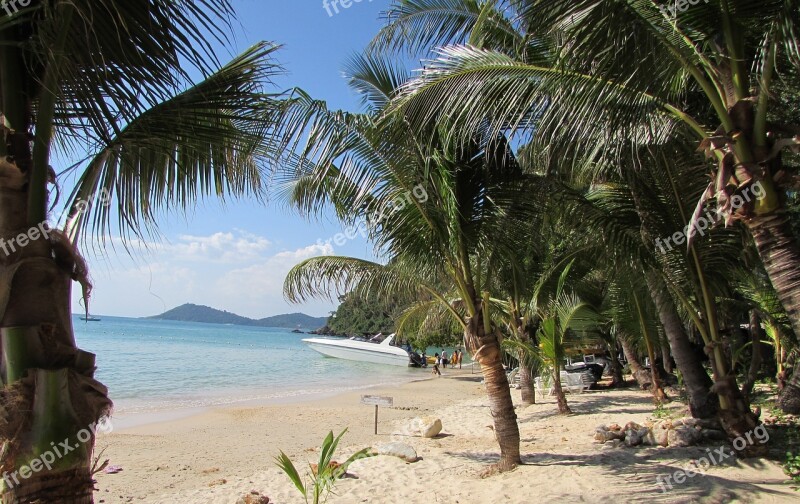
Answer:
71, 1, 396, 319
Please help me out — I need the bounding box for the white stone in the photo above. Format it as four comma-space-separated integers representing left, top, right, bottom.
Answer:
372, 442, 419, 463
408, 417, 443, 438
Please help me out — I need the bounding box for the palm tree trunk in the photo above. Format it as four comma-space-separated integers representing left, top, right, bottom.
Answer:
661, 343, 674, 374
631, 295, 668, 403
642, 329, 668, 404
620, 338, 650, 388
0, 160, 110, 502
746, 212, 800, 413
742, 310, 764, 400
608, 342, 625, 387
465, 304, 520, 471
647, 273, 717, 418
517, 326, 536, 405
779, 362, 800, 414
551, 368, 571, 414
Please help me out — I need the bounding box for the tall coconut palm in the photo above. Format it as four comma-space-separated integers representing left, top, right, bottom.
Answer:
368, 0, 722, 417
381, 0, 800, 413
579, 165, 771, 447
0, 2, 285, 501
276, 50, 548, 470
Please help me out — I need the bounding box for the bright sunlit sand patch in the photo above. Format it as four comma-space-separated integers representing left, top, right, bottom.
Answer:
93, 374, 796, 504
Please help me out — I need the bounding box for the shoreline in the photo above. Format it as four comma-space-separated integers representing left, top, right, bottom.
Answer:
106, 368, 453, 430
94, 371, 796, 504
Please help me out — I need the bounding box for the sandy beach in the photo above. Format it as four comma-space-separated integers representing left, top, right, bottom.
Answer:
93, 371, 797, 504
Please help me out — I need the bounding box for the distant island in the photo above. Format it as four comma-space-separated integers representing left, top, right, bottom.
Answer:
147, 304, 328, 330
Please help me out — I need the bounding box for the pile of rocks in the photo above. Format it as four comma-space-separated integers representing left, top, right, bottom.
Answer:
594, 418, 727, 448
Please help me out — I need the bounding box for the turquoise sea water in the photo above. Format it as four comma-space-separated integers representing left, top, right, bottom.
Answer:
73, 316, 425, 413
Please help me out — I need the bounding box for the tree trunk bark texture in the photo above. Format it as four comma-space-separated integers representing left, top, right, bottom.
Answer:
647, 273, 718, 418
517, 327, 536, 405
0, 158, 111, 502
746, 212, 800, 413
465, 304, 521, 471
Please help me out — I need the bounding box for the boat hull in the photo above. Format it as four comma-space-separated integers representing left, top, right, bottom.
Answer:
303, 338, 411, 367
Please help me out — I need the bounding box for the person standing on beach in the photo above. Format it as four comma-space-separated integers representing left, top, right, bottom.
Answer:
441, 349, 448, 368
432, 353, 441, 375
456, 349, 463, 369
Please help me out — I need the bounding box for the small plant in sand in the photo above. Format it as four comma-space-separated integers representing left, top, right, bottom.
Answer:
275, 428, 372, 504
651, 402, 670, 420
785, 452, 800, 489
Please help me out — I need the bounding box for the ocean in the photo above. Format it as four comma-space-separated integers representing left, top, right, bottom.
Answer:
72, 315, 426, 414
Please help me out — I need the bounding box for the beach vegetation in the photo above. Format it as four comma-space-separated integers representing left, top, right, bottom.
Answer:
784, 451, 800, 487
275, 428, 372, 504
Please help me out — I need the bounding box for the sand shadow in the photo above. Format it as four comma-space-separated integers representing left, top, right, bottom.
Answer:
448, 376, 484, 383
444, 447, 790, 503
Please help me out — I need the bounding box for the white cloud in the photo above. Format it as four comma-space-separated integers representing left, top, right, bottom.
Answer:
171, 230, 272, 263
216, 242, 335, 317
74, 231, 336, 319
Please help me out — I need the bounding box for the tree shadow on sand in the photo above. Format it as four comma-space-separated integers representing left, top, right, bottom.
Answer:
442, 445, 791, 503
518, 395, 656, 421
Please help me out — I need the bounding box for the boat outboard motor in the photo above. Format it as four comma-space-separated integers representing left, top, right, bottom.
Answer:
408, 351, 424, 367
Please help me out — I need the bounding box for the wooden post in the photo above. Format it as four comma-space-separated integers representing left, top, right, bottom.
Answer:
374, 405, 378, 435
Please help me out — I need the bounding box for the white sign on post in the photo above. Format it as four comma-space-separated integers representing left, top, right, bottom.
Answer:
361, 395, 393, 407
361, 395, 393, 434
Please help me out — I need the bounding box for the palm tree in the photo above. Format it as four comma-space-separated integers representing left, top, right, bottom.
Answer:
368, 0, 721, 416
0, 2, 285, 501
382, 0, 800, 413
534, 263, 600, 414
277, 51, 542, 471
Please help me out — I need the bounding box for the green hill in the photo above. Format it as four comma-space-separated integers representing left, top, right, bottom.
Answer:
257, 313, 329, 329
148, 304, 327, 329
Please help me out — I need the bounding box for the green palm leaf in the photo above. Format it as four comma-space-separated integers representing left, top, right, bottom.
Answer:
62, 43, 283, 246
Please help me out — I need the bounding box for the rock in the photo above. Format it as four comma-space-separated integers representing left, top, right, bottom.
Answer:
624, 421, 643, 432
408, 417, 443, 438
654, 419, 672, 430
594, 425, 624, 442
372, 442, 419, 463
594, 428, 610, 442
236, 491, 270, 504
609, 426, 625, 440
624, 429, 643, 447
641, 428, 657, 446
667, 426, 703, 447
602, 439, 622, 449
652, 424, 670, 447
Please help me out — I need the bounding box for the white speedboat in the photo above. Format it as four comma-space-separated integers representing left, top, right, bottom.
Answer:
302, 333, 413, 367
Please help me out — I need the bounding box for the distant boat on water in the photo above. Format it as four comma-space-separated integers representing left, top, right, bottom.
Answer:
80, 315, 101, 322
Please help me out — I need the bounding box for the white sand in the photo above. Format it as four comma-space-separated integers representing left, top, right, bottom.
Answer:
93, 371, 797, 503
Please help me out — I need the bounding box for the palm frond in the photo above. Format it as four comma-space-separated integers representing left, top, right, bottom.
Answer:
62, 43, 282, 247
